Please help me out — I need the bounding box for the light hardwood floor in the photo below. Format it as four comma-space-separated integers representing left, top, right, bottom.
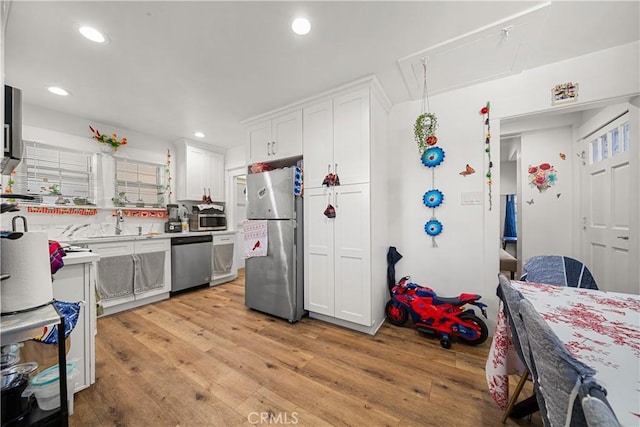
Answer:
70, 270, 541, 427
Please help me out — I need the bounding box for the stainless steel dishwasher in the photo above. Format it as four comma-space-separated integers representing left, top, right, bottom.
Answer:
170, 234, 212, 294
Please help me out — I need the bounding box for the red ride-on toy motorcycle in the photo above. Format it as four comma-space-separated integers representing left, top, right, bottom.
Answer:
385, 276, 489, 349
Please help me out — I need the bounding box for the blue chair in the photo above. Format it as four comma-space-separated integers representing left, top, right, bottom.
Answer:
520, 255, 598, 290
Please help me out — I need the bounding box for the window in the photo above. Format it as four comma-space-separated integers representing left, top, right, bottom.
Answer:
12, 140, 96, 204
588, 114, 629, 165
115, 158, 166, 207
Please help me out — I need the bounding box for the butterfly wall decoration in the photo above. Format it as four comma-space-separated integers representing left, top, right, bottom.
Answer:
459, 164, 475, 177
559, 153, 566, 160
526, 199, 535, 205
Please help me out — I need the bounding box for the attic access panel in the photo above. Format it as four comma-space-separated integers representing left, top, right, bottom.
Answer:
398, 2, 551, 99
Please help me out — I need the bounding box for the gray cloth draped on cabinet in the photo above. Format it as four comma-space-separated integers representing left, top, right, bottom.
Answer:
96, 252, 165, 299
133, 252, 165, 294
520, 255, 598, 289
97, 254, 135, 299
519, 298, 596, 427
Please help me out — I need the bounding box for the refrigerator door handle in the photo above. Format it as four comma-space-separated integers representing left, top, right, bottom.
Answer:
267, 141, 272, 156
272, 141, 277, 155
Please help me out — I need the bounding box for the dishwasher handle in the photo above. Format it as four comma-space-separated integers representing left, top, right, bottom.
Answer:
171, 235, 213, 246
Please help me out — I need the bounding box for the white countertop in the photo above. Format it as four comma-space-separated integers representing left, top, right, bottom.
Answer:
59, 230, 236, 245
61, 251, 101, 265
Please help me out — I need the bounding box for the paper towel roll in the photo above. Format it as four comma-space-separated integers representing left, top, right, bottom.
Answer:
1, 232, 53, 313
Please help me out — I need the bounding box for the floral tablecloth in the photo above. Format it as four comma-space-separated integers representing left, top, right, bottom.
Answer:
486, 280, 640, 426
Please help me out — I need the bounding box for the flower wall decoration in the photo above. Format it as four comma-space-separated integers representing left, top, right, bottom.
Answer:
89, 125, 128, 151
423, 189, 444, 208
528, 163, 558, 192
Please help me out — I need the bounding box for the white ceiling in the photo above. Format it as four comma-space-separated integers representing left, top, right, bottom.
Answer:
4, 1, 639, 149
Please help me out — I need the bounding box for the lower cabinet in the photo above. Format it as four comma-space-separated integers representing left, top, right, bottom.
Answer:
211, 232, 238, 285
51, 257, 98, 394
87, 238, 171, 316
305, 183, 387, 333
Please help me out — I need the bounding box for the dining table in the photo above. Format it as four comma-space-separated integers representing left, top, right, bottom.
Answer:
486, 279, 640, 426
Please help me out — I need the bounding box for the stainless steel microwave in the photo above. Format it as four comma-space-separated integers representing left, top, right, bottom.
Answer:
189, 213, 227, 231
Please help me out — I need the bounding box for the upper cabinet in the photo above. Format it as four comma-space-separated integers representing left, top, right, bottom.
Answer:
246, 110, 303, 164
303, 87, 371, 188
174, 140, 225, 202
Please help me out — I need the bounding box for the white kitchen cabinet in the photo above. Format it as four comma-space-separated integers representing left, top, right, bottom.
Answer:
304, 184, 371, 325
303, 88, 371, 187
246, 109, 302, 164
51, 252, 100, 394
303, 77, 390, 335
175, 140, 225, 202
87, 238, 171, 316
211, 232, 237, 285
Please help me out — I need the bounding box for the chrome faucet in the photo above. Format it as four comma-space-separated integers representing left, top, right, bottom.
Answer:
115, 209, 124, 235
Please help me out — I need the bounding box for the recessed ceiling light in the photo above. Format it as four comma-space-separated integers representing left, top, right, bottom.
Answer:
79, 26, 106, 43
194, 132, 205, 138
48, 86, 70, 96
291, 17, 311, 35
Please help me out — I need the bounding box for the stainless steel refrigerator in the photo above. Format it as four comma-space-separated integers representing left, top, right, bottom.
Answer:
245, 167, 304, 322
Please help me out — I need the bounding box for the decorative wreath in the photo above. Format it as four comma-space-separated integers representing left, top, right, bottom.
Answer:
421, 146, 445, 168
424, 219, 443, 237
423, 189, 444, 208
414, 113, 438, 154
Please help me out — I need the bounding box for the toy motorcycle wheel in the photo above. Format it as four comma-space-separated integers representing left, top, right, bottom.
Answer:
385, 301, 408, 326
456, 313, 489, 345
440, 338, 452, 349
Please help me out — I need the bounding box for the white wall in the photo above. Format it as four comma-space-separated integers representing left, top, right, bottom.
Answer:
500, 162, 517, 195
519, 126, 574, 262
388, 41, 639, 332
7, 104, 180, 236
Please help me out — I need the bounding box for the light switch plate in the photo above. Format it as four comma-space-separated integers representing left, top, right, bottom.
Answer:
461, 192, 483, 205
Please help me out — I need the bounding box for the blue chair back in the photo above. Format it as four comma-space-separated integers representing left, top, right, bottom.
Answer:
520, 255, 598, 289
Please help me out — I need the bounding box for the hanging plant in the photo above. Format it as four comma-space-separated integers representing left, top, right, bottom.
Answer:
414, 113, 438, 154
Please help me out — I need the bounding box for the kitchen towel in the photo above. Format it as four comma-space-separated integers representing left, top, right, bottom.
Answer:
1, 231, 54, 314
244, 220, 268, 258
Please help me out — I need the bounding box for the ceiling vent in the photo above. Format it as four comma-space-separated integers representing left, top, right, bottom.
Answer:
398, 2, 551, 99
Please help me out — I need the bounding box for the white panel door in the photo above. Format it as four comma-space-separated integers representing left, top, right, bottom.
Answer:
583, 114, 636, 293
304, 186, 335, 316
247, 120, 270, 164
333, 183, 371, 325
271, 110, 303, 161
333, 87, 370, 186
303, 100, 334, 189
